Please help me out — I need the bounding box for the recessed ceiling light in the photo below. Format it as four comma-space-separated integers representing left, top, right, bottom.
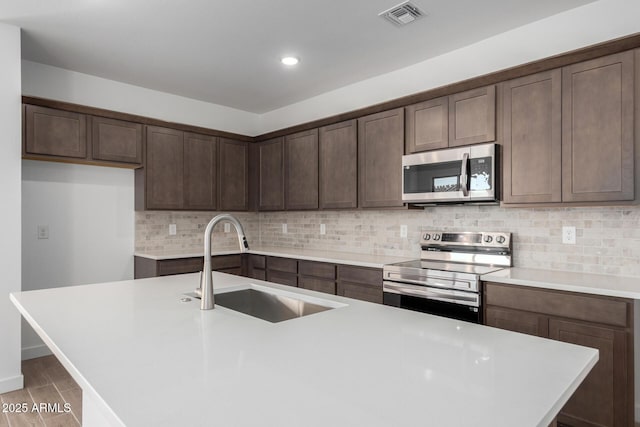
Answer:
281, 56, 300, 66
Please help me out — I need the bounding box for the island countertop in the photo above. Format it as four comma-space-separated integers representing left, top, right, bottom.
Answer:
11, 273, 597, 427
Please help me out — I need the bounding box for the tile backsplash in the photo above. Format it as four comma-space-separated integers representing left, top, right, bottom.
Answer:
136, 205, 640, 278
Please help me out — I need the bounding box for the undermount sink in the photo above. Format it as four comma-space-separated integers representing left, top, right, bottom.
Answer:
188, 284, 345, 323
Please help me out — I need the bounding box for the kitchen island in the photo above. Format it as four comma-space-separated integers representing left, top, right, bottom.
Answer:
11, 272, 597, 427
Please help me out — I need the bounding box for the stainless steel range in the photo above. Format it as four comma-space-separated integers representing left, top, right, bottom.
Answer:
383, 231, 512, 323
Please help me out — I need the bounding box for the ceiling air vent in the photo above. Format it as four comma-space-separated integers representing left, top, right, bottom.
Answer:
379, 1, 424, 26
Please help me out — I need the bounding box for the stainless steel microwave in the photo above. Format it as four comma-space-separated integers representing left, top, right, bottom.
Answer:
402, 143, 497, 204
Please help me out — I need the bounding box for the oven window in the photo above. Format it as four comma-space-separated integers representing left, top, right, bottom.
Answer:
404, 160, 462, 194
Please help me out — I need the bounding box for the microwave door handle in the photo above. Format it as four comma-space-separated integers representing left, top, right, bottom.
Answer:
460, 152, 469, 197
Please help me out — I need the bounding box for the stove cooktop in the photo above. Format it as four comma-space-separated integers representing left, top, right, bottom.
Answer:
386, 259, 506, 276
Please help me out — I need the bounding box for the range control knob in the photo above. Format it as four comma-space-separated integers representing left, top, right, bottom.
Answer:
484, 235, 493, 243
433, 234, 441, 241
496, 235, 506, 244
423, 233, 431, 241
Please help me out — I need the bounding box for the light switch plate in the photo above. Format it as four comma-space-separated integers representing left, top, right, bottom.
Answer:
562, 226, 576, 244
400, 225, 408, 238
169, 224, 177, 236
224, 223, 231, 233
320, 224, 326, 235
282, 223, 287, 234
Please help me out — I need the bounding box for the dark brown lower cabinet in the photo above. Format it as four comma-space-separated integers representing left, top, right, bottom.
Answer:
298, 261, 336, 295
484, 282, 633, 427
134, 254, 243, 279
245, 254, 266, 280
266, 256, 298, 287
337, 265, 383, 304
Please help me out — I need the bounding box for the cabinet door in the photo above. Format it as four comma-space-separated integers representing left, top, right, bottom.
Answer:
549, 319, 629, 427
146, 126, 184, 210
485, 306, 549, 337
25, 105, 87, 158
319, 120, 358, 209
91, 116, 142, 164
337, 281, 383, 304
183, 132, 217, 211
299, 276, 336, 295
562, 51, 634, 202
502, 70, 562, 203
449, 86, 496, 147
259, 137, 285, 211
358, 108, 405, 208
219, 138, 249, 211
285, 129, 319, 210
405, 97, 448, 153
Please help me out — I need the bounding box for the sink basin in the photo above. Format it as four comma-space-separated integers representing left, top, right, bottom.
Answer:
187, 284, 345, 323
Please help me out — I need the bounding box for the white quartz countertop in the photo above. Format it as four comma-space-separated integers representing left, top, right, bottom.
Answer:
482, 267, 640, 299
134, 245, 414, 268
11, 273, 597, 427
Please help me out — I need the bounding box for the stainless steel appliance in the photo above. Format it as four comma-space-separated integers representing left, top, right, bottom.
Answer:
402, 143, 498, 204
383, 231, 512, 323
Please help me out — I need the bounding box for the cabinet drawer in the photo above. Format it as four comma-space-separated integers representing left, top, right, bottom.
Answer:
337, 265, 381, 285
298, 276, 336, 295
267, 270, 297, 287
157, 258, 203, 276
211, 254, 242, 270
248, 254, 266, 269
485, 306, 549, 338
485, 282, 630, 328
267, 256, 297, 273
298, 261, 335, 279
337, 281, 382, 304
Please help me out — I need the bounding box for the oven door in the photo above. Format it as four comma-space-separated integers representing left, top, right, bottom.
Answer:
402, 143, 496, 204
383, 281, 482, 323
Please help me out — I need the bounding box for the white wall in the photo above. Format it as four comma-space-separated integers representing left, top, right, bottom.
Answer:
0, 23, 23, 394
21, 60, 261, 136
260, 0, 640, 132
21, 160, 135, 359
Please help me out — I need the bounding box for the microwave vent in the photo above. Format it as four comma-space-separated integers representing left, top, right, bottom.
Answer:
379, 1, 424, 26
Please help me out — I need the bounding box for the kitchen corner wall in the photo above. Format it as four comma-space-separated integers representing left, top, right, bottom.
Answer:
137, 205, 640, 278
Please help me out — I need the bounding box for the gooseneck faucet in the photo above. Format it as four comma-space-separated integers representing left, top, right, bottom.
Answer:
199, 214, 249, 310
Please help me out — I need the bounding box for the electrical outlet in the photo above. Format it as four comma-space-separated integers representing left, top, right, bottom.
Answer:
282, 223, 287, 234
169, 224, 177, 235
400, 225, 408, 238
562, 226, 576, 244
320, 224, 326, 235
224, 223, 230, 233
37, 225, 49, 240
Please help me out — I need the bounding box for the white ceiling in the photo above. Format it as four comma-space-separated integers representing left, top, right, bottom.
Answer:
1, 0, 595, 114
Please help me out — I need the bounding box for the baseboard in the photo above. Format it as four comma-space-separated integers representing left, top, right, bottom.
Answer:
0, 374, 24, 394
21, 343, 52, 360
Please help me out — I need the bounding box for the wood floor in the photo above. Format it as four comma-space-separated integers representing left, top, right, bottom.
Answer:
0, 356, 82, 427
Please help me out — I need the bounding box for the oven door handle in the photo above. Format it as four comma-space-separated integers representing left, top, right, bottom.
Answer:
383, 281, 479, 307
460, 152, 469, 197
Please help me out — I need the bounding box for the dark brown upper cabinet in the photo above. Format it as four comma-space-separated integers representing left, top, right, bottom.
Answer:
183, 132, 218, 211
502, 69, 562, 204
562, 51, 635, 203
219, 138, 249, 211
405, 96, 448, 153
358, 108, 405, 208
144, 126, 185, 210
92, 116, 142, 164
285, 129, 319, 210
449, 85, 496, 147
259, 137, 285, 211
319, 120, 358, 209
25, 105, 87, 159
405, 86, 495, 153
